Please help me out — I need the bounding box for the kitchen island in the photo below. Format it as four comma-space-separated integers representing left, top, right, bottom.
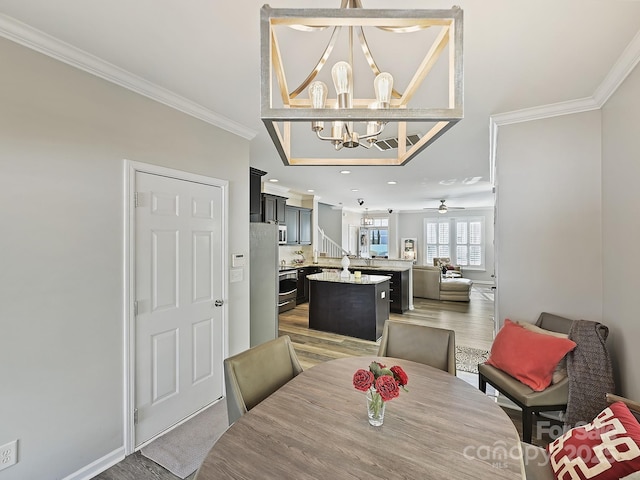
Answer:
307, 272, 390, 341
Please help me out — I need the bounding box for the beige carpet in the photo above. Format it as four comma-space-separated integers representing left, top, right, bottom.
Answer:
456, 345, 489, 374
141, 399, 228, 479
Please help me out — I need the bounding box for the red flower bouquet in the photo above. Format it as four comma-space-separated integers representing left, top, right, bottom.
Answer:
353, 361, 409, 425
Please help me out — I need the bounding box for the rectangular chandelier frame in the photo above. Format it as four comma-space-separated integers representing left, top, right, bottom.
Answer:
260, 5, 464, 166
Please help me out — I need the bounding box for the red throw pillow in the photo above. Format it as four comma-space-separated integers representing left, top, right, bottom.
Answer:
547, 401, 640, 479
485, 318, 576, 391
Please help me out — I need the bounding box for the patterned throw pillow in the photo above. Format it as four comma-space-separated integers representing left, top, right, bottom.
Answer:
547, 401, 640, 479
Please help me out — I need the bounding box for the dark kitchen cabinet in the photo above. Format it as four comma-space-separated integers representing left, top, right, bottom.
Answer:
296, 266, 321, 304
299, 208, 312, 244
262, 194, 286, 224
358, 268, 410, 314
249, 168, 266, 223
285, 206, 312, 245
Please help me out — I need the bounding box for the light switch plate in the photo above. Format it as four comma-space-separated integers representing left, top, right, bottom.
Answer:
230, 268, 243, 283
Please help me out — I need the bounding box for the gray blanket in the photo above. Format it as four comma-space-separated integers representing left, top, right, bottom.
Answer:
565, 320, 615, 426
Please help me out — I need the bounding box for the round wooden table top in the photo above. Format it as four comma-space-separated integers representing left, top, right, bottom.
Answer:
196, 356, 524, 479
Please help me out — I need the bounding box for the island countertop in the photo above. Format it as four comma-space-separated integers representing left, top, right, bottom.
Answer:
307, 272, 390, 285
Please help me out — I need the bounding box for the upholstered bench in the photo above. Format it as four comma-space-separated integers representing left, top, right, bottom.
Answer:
413, 266, 473, 302
440, 278, 473, 301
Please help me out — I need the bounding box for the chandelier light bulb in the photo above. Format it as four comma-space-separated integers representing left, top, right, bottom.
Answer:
309, 81, 328, 133
308, 81, 328, 108
331, 61, 353, 95
374, 72, 393, 108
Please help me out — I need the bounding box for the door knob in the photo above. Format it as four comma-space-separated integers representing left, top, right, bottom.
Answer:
214, 300, 224, 307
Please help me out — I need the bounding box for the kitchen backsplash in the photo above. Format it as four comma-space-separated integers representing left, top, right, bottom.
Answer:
279, 245, 313, 266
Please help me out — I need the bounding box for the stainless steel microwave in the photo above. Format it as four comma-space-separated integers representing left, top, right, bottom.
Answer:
278, 225, 287, 244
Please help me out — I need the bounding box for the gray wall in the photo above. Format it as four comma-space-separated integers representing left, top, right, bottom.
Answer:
0, 38, 251, 480
317, 202, 342, 242
495, 111, 603, 326
496, 66, 640, 401
602, 63, 640, 400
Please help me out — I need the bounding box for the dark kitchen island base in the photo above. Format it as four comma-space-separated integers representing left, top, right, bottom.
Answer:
308, 273, 390, 341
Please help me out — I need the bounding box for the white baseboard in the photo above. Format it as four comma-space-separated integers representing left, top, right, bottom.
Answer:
61, 447, 125, 480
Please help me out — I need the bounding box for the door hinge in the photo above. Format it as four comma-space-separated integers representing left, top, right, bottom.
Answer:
133, 301, 139, 316
134, 408, 139, 425
134, 192, 142, 207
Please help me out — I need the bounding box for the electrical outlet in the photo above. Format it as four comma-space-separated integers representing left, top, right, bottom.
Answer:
0, 440, 18, 471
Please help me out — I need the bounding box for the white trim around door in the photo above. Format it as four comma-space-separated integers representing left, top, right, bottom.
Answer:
123, 160, 229, 454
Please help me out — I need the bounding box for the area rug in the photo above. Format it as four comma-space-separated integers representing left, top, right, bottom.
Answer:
141, 399, 228, 479
456, 345, 490, 374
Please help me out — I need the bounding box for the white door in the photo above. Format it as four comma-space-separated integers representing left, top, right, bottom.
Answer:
134, 171, 224, 446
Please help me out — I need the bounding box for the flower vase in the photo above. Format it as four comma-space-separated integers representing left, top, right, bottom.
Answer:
366, 388, 385, 426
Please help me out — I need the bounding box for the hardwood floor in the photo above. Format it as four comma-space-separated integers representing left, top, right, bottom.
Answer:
279, 285, 496, 369
97, 285, 553, 480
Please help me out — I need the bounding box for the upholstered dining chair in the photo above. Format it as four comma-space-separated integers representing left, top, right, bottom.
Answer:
224, 335, 303, 425
377, 320, 456, 375
478, 312, 574, 444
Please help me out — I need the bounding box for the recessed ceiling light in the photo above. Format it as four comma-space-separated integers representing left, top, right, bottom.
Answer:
307, 189, 315, 193
387, 181, 397, 185
340, 170, 351, 174
351, 188, 359, 192
439, 179, 457, 186
268, 178, 279, 182
462, 176, 482, 185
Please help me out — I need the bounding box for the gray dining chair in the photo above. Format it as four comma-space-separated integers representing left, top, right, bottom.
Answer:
377, 320, 456, 375
478, 312, 609, 444
224, 335, 303, 425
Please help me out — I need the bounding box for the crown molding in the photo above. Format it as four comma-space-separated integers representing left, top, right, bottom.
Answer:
593, 28, 640, 106
491, 28, 640, 127
490, 96, 599, 127
489, 27, 640, 187
0, 14, 257, 140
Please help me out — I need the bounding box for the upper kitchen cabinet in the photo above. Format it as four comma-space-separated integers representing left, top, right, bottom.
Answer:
285, 205, 312, 245
250, 168, 266, 223
262, 194, 287, 224
299, 208, 311, 244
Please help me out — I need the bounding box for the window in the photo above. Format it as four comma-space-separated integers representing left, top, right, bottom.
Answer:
368, 228, 388, 257
424, 217, 485, 269
359, 217, 389, 258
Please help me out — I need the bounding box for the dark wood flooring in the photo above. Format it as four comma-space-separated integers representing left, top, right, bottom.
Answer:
94, 285, 551, 479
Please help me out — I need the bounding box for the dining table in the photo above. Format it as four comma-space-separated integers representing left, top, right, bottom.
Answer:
195, 356, 525, 479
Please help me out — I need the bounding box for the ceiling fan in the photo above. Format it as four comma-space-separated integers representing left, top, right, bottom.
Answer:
424, 199, 465, 214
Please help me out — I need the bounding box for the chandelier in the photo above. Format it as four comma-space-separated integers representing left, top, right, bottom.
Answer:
260, 1, 463, 166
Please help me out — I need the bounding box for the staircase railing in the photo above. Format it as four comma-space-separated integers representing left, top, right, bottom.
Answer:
317, 227, 349, 258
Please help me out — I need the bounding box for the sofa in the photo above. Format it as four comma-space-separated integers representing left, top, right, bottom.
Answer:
433, 257, 462, 275
413, 265, 473, 302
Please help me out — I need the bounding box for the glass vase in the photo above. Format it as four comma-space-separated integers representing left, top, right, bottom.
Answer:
366, 389, 385, 426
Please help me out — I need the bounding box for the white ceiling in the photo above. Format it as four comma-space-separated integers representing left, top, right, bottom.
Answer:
1, 0, 640, 212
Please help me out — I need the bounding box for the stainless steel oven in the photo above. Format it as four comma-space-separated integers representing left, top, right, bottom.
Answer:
278, 268, 297, 313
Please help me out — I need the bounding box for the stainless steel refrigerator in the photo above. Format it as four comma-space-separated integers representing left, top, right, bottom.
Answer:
250, 223, 279, 347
